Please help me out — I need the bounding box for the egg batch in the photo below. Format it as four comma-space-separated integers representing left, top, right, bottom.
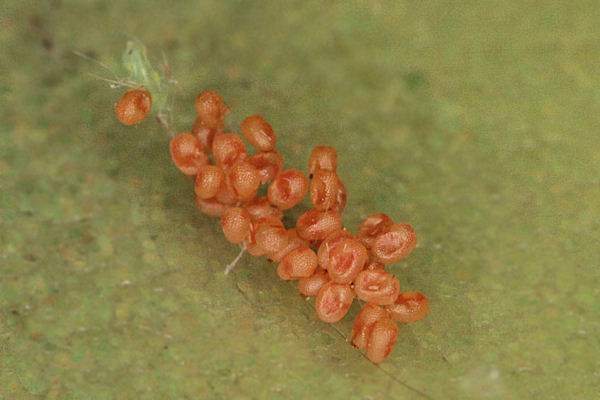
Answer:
115, 88, 429, 363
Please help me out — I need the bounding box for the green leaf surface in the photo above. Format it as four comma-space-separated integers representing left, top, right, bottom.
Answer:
1, 1, 599, 399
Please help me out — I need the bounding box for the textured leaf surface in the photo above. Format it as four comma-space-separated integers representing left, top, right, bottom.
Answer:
1, 1, 599, 399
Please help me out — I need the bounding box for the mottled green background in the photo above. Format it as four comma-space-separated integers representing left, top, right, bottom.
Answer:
1, 1, 599, 399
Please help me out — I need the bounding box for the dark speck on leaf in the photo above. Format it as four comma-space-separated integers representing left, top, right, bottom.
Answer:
403, 70, 426, 91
